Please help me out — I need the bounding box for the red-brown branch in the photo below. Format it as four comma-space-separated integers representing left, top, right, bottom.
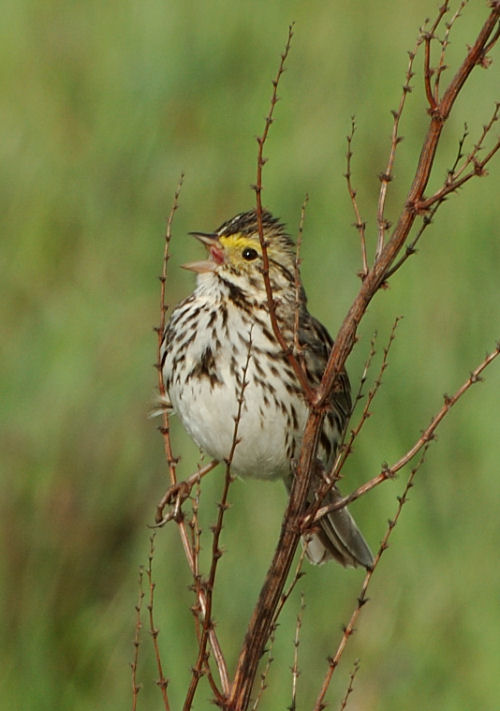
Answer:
344, 118, 368, 277
131, 567, 145, 711
316, 6, 500, 410
227, 8, 500, 709
313, 444, 431, 710
146, 535, 171, 711
305, 317, 402, 524
313, 342, 500, 522
184, 336, 253, 709
157, 174, 184, 487
155, 460, 218, 525
253, 24, 316, 403
156, 177, 229, 701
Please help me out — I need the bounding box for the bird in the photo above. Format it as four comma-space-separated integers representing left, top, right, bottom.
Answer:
160, 209, 373, 568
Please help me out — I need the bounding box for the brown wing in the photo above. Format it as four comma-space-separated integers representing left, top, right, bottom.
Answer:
299, 313, 352, 463
298, 313, 373, 569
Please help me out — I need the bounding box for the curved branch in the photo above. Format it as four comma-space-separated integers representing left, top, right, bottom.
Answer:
227, 8, 500, 709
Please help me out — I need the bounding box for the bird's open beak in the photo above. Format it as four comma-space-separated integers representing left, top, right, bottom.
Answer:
182, 232, 225, 273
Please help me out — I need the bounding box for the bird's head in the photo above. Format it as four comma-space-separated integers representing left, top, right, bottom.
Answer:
183, 209, 297, 295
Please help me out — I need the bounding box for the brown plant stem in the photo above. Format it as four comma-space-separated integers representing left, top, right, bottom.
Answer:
339, 659, 360, 711
317, 6, 500, 412
146, 535, 171, 711
156, 178, 230, 701
183, 335, 253, 710
131, 567, 145, 711
253, 25, 316, 403
227, 8, 500, 708
155, 460, 218, 525
312, 342, 500, 522
344, 118, 368, 278
313, 444, 431, 711
311, 317, 402, 515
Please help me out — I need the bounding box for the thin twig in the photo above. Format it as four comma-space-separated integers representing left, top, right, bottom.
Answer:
335, 317, 400, 474
384, 121, 471, 279
146, 535, 171, 711
447, 124, 475, 183
273, 545, 307, 629
349, 331, 379, 416
433, 1, 468, 103
450, 124, 470, 176
313, 343, 500, 522
188, 480, 203, 643
229, 10, 500, 701
253, 24, 315, 403
131, 567, 145, 711
187, 483, 227, 702
293, 194, 308, 358
289, 593, 306, 711
250, 629, 276, 711
339, 659, 360, 711
156, 174, 184, 486
375, 35, 424, 261
155, 460, 218, 525
387, 101, 499, 280
156, 180, 229, 700
416, 134, 500, 211
171, 486, 230, 699
158, 174, 184, 333
423, 31, 438, 114
419, 2, 452, 114
383, 207, 436, 280
184, 332, 253, 710
315, 5, 500, 412
313, 444, 431, 711
305, 317, 401, 527
344, 118, 368, 279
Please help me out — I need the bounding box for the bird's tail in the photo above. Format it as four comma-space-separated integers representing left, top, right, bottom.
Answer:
303, 487, 373, 568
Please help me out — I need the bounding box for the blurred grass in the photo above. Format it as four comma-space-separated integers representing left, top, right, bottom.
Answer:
1, 0, 499, 709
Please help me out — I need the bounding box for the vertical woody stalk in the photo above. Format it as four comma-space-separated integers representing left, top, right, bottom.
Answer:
227, 7, 500, 709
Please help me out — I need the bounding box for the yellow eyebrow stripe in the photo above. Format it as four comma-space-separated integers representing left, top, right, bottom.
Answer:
219, 233, 262, 251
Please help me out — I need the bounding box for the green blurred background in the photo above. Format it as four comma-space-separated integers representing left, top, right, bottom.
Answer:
2, 0, 499, 709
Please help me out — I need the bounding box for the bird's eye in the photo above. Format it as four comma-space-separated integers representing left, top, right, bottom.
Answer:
242, 247, 258, 261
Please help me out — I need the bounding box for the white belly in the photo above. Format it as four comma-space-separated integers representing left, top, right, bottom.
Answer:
170, 360, 305, 479
163, 292, 307, 480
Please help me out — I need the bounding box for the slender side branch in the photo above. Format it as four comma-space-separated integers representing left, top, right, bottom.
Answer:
344, 118, 368, 278
313, 444, 431, 710
305, 317, 402, 526
250, 629, 276, 711
148, 178, 185, 710
156, 174, 184, 487
339, 660, 361, 711
131, 567, 145, 711
316, 6, 500, 410
156, 179, 229, 701
184, 333, 253, 710
375, 37, 422, 260
348, 331, 379, 418
146, 535, 171, 711
388, 101, 499, 279
228, 9, 500, 707
155, 460, 218, 525
433, 2, 468, 102
421, 1, 454, 115
293, 195, 308, 358
417, 133, 500, 210
314, 343, 500, 522
289, 594, 305, 710
253, 25, 315, 402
